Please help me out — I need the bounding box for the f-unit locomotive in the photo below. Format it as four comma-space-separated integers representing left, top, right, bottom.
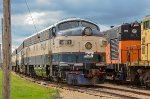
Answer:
12, 18, 106, 85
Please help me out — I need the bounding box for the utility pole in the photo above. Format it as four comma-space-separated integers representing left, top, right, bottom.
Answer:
1, 18, 4, 66
2, 0, 11, 99
0, 44, 2, 64
1, 18, 3, 66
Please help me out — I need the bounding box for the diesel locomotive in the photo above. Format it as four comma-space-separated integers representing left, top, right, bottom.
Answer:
105, 15, 150, 87
127, 15, 150, 87
105, 21, 141, 81
11, 18, 106, 85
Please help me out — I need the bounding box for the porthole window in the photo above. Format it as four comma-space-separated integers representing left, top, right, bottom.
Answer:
85, 42, 92, 50
143, 21, 150, 29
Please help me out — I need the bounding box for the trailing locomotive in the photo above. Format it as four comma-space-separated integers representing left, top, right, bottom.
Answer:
105, 21, 141, 81
127, 15, 150, 87
12, 18, 106, 85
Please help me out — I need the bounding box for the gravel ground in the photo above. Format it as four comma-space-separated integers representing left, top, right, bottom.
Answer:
58, 88, 120, 99
50, 84, 118, 99
100, 83, 150, 94
57, 83, 150, 99
98, 83, 150, 99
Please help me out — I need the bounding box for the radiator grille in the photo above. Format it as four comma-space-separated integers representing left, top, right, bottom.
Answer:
110, 39, 119, 60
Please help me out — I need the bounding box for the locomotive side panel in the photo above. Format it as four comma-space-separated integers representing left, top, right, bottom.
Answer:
141, 17, 150, 61
120, 41, 141, 63
106, 41, 141, 64
23, 39, 51, 66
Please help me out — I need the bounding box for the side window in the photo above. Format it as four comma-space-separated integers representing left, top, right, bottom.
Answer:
49, 29, 52, 38
142, 36, 145, 44
142, 46, 145, 54
52, 27, 56, 37
143, 21, 150, 29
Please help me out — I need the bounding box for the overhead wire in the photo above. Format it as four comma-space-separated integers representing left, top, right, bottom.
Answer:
23, 1, 75, 98
24, 0, 38, 34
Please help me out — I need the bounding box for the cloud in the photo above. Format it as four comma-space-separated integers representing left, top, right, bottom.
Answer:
98, 24, 110, 32
12, 10, 64, 30
48, 0, 150, 25
36, 0, 51, 4
25, 12, 46, 25
14, 11, 62, 24
1, 0, 150, 49
11, 10, 64, 48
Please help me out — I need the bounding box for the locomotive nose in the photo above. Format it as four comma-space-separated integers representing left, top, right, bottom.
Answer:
85, 42, 92, 50
79, 40, 97, 52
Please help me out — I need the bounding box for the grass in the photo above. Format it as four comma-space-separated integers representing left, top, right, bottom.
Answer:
0, 69, 57, 99
34, 68, 47, 77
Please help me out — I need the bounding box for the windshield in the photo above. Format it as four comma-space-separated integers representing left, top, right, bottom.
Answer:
81, 21, 99, 30
52, 53, 105, 63
58, 21, 79, 30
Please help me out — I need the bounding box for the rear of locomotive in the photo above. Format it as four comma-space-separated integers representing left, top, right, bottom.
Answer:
51, 18, 106, 85
105, 22, 141, 81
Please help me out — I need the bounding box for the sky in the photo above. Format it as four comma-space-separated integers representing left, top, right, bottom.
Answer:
0, 0, 150, 50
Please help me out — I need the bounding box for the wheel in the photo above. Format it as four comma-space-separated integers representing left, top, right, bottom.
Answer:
145, 77, 150, 88
133, 73, 140, 85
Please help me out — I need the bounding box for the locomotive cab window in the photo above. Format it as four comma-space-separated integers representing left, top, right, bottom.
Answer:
81, 21, 99, 30
58, 21, 79, 30
143, 21, 150, 29
52, 27, 56, 37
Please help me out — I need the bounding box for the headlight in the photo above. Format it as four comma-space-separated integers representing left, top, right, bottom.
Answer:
84, 27, 92, 36
132, 29, 137, 34
85, 42, 92, 50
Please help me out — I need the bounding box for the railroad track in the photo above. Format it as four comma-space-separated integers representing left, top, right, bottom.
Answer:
97, 84, 150, 96
87, 85, 150, 99
15, 73, 150, 99
68, 85, 139, 99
